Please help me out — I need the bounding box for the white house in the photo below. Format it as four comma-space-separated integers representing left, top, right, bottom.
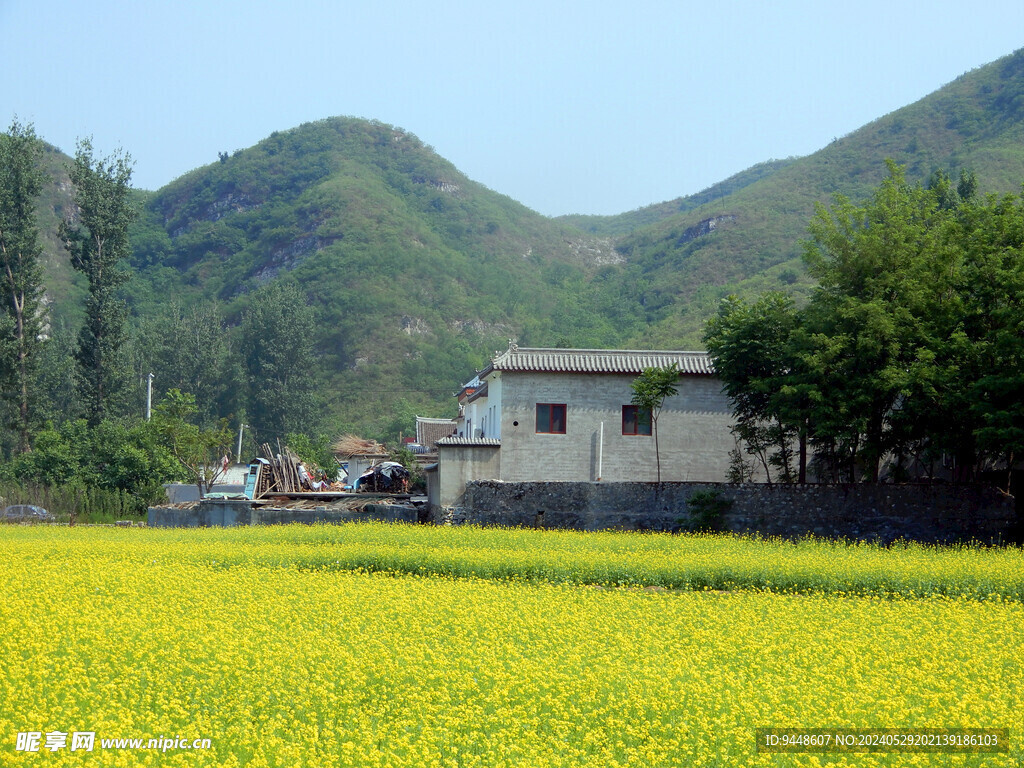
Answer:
432, 343, 737, 507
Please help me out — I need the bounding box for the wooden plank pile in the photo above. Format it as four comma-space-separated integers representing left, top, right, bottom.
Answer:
258, 441, 308, 495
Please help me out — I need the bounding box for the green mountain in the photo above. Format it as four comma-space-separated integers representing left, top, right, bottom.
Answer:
586, 48, 1024, 345
124, 117, 634, 433
28, 47, 1024, 437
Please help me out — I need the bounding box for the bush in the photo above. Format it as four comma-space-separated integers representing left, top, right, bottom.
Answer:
389, 445, 426, 494
0, 480, 149, 521
680, 490, 732, 533
0, 418, 183, 511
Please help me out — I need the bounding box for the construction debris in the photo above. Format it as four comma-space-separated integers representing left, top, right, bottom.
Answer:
272, 496, 402, 511
244, 439, 413, 501
255, 441, 309, 494
355, 461, 410, 493
245, 441, 328, 498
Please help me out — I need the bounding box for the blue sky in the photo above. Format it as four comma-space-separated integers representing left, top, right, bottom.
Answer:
3, 1, 1024, 216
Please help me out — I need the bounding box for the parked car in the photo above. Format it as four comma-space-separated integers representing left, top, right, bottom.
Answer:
2, 504, 53, 522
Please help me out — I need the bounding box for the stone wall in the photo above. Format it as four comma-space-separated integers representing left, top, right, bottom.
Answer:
445, 481, 1020, 544
148, 499, 418, 527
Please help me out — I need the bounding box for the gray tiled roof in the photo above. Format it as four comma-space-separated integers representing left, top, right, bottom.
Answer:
481, 345, 713, 376
415, 416, 458, 449
436, 436, 502, 447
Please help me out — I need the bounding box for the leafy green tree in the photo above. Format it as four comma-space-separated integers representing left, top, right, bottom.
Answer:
30, 318, 77, 428
706, 163, 1008, 485
285, 431, 338, 477
630, 364, 678, 482
129, 301, 238, 424
0, 119, 47, 452
0, 417, 182, 510
957, 193, 1024, 487
803, 161, 958, 481
704, 293, 811, 483
60, 139, 136, 426
152, 389, 234, 497
238, 282, 319, 445
89, 418, 184, 502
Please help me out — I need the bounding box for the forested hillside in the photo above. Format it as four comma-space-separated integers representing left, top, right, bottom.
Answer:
122, 117, 645, 439
16, 48, 1024, 446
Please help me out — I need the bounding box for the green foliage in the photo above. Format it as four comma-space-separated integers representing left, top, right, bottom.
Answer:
29, 318, 77, 427
631, 364, 679, 482
704, 292, 805, 483
0, 480, 141, 521
958, 193, 1024, 475
61, 139, 136, 426
152, 389, 234, 496
630, 365, 679, 414
558, 159, 798, 237
708, 159, 1024, 487
285, 431, 338, 477
387, 443, 426, 494
0, 119, 47, 453
238, 282, 320, 445
128, 301, 237, 424
803, 162, 973, 481
680, 490, 732, 532
0, 417, 183, 510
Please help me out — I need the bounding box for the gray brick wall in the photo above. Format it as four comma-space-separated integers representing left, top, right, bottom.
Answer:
437, 443, 501, 505
499, 372, 735, 483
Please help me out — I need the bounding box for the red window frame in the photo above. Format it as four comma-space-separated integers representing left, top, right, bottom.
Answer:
535, 403, 567, 434
622, 405, 652, 435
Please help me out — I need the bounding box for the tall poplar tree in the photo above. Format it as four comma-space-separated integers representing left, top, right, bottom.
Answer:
0, 119, 47, 452
238, 282, 319, 444
60, 139, 136, 426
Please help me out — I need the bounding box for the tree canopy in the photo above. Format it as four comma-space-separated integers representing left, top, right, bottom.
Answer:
0, 119, 47, 452
61, 139, 136, 426
706, 162, 1024, 487
630, 364, 679, 482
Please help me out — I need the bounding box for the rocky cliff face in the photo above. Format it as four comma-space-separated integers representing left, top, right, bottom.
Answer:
676, 215, 736, 246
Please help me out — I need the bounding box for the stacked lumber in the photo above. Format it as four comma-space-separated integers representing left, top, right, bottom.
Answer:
332, 434, 386, 458
258, 441, 308, 494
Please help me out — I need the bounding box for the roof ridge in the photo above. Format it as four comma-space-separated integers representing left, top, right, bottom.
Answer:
505, 346, 709, 355
481, 347, 714, 377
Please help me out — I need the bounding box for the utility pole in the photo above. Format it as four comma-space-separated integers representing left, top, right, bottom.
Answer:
145, 373, 154, 420
236, 423, 247, 464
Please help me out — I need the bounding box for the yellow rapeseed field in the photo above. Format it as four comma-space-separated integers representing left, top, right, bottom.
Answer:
0, 524, 1020, 767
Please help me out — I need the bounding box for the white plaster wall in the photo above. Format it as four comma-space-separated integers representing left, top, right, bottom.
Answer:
486, 374, 502, 440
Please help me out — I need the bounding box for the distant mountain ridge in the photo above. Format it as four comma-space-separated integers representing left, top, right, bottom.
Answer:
588, 47, 1024, 344
27, 47, 1024, 434
123, 117, 642, 432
